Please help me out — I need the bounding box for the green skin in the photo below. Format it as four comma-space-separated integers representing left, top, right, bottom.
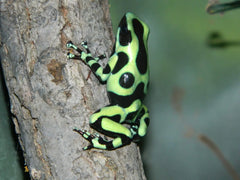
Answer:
67, 12, 150, 150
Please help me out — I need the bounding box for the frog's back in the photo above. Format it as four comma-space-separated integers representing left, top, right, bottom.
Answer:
106, 12, 149, 107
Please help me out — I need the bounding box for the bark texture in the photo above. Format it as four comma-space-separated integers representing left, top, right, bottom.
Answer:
0, 0, 147, 179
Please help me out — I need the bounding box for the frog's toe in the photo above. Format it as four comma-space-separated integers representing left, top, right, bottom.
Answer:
73, 128, 92, 140
73, 128, 100, 150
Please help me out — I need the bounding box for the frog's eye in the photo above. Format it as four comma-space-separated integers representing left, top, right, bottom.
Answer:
118, 16, 132, 46
120, 24, 128, 34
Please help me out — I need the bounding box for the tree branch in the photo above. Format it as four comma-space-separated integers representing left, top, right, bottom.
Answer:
0, 0, 146, 179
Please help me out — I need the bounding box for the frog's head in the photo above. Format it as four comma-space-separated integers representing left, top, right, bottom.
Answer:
116, 12, 149, 47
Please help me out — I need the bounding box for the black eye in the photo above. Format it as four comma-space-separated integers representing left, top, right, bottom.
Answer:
119, 16, 128, 33
118, 15, 132, 46
118, 16, 132, 46
120, 24, 128, 34
119, 27, 132, 46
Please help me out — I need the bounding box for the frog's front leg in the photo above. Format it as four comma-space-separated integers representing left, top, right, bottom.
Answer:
66, 41, 109, 83
74, 105, 133, 150
66, 41, 106, 61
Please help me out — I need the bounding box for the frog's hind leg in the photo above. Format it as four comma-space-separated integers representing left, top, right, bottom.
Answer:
130, 104, 150, 142
74, 105, 132, 150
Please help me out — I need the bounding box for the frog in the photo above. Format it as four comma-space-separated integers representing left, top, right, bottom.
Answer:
66, 12, 150, 150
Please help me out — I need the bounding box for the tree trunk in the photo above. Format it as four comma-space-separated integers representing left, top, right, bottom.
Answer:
0, 0, 147, 179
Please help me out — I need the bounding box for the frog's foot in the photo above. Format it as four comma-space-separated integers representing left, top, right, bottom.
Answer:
66, 41, 106, 61
66, 41, 82, 60
130, 125, 141, 142
80, 41, 106, 61
73, 128, 110, 150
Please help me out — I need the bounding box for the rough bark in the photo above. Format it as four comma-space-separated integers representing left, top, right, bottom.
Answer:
0, 0, 147, 179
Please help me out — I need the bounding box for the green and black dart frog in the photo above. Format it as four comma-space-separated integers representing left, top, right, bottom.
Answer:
66, 12, 150, 150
